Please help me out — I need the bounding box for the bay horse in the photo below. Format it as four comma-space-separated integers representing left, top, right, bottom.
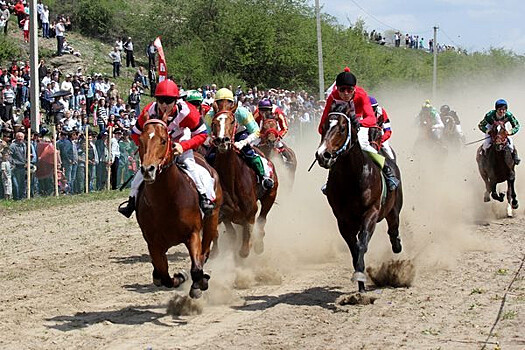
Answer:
476, 120, 518, 217
135, 117, 223, 299
258, 118, 297, 188
316, 101, 403, 292
209, 102, 278, 258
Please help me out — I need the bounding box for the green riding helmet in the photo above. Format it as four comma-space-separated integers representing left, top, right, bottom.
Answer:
186, 90, 203, 104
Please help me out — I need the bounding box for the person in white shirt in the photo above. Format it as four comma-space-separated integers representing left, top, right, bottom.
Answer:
108, 47, 121, 78
110, 129, 122, 189
55, 18, 65, 56
40, 5, 49, 38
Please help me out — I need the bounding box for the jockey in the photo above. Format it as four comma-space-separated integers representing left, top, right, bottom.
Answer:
253, 98, 289, 148
204, 88, 274, 190
319, 67, 399, 191
369, 96, 394, 160
439, 104, 465, 143
186, 89, 211, 118
417, 100, 444, 140
118, 79, 216, 218
478, 99, 520, 164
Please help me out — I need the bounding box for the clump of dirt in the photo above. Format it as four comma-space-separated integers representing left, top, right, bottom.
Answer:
367, 259, 416, 288
166, 294, 203, 316
337, 292, 377, 305
254, 266, 283, 285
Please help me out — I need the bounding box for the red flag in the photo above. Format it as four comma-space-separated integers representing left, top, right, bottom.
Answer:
153, 36, 167, 82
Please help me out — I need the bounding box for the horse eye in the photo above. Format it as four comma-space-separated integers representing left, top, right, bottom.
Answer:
161, 139, 167, 145
224, 137, 230, 142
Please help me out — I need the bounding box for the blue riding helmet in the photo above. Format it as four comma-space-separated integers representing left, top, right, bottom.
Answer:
258, 99, 272, 109
369, 96, 378, 107
495, 99, 508, 109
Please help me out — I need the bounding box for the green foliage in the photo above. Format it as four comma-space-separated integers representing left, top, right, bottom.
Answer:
72, 0, 128, 38
0, 36, 22, 63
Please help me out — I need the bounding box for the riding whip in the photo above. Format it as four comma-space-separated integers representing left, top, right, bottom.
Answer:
307, 158, 317, 172
464, 136, 490, 146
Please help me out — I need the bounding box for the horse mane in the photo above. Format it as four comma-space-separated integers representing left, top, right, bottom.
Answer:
329, 100, 360, 130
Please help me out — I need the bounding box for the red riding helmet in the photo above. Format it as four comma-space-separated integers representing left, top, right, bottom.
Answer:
155, 79, 179, 97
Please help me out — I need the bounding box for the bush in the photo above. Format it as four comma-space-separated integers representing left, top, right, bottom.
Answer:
73, 0, 128, 38
0, 36, 22, 64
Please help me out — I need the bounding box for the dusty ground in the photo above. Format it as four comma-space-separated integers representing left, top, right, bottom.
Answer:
2, 79, 525, 349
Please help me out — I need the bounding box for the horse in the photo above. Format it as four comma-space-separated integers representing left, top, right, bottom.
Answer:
135, 117, 223, 299
258, 118, 297, 188
209, 102, 278, 258
316, 101, 403, 292
442, 116, 464, 151
476, 120, 518, 217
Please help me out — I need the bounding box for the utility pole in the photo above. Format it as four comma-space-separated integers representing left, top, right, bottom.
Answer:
29, 0, 40, 134
315, 0, 325, 100
432, 25, 439, 102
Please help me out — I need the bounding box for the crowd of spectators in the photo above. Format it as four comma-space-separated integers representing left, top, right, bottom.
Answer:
366, 29, 464, 54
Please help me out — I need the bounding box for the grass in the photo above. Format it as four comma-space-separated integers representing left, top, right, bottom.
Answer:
501, 310, 517, 320
0, 190, 127, 213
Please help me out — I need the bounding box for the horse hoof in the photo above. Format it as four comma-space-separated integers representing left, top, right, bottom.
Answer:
391, 238, 402, 254
199, 273, 210, 291
483, 194, 490, 202
189, 287, 202, 299
153, 277, 162, 287
512, 201, 519, 209
351, 272, 367, 283
253, 240, 264, 255
239, 245, 250, 259
173, 270, 189, 287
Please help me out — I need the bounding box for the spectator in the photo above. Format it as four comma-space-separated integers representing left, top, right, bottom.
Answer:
115, 37, 123, 52
148, 67, 157, 97
108, 46, 121, 78
127, 85, 141, 117
3, 84, 15, 121
146, 41, 156, 70
110, 128, 121, 190
1, 4, 10, 35
55, 18, 65, 56
87, 132, 98, 191
95, 131, 109, 190
134, 66, 147, 89
14, 0, 25, 29
0, 14, 6, 35
123, 37, 135, 68
1, 151, 12, 199
41, 5, 50, 39
56, 131, 73, 193
9, 131, 27, 200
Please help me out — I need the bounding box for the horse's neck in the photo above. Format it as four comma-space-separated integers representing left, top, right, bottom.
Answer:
146, 164, 185, 197
215, 149, 246, 191
331, 141, 365, 182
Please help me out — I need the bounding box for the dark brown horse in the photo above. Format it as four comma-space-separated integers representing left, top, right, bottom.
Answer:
476, 121, 518, 217
136, 118, 223, 298
316, 101, 403, 292
209, 102, 278, 258
258, 118, 297, 188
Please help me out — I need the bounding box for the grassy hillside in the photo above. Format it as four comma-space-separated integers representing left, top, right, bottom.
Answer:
2, 0, 525, 96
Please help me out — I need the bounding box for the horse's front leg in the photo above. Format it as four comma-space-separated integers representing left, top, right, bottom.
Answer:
202, 209, 221, 262
254, 189, 277, 255
490, 180, 505, 202
149, 245, 186, 288
507, 173, 518, 216
239, 222, 254, 258
353, 209, 380, 292
185, 229, 207, 299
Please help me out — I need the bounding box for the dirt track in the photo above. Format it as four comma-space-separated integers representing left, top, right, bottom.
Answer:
1, 152, 524, 350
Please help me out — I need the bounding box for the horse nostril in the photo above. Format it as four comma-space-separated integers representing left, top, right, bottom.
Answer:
140, 166, 146, 175
323, 152, 331, 159
148, 165, 155, 173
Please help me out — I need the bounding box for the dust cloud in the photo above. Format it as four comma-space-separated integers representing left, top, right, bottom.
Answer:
203, 71, 525, 300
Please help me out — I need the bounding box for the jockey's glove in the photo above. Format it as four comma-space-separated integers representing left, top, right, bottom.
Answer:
173, 142, 183, 155
234, 139, 248, 150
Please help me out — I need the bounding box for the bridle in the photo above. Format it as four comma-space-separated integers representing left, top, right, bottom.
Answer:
211, 110, 237, 147
142, 118, 174, 172
368, 125, 383, 151
326, 111, 353, 158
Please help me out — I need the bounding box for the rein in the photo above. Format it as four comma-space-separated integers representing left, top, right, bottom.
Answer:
212, 110, 238, 149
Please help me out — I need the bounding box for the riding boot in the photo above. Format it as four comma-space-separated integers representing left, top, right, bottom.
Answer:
321, 183, 327, 196
513, 150, 521, 165
118, 196, 136, 218
198, 193, 215, 215
382, 164, 400, 191
247, 154, 274, 190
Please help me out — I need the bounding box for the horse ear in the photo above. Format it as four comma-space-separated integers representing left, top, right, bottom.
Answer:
330, 101, 337, 112
212, 101, 219, 113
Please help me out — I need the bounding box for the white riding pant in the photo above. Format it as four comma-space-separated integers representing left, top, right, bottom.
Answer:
129, 149, 216, 200
431, 124, 444, 140
358, 126, 377, 154
382, 140, 395, 160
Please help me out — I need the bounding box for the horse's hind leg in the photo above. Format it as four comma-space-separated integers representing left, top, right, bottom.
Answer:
254, 188, 277, 255
185, 230, 207, 299
386, 209, 402, 254
202, 210, 220, 261
507, 174, 518, 216
149, 246, 185, 288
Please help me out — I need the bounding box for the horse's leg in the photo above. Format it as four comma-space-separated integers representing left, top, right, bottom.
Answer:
254, 190, 277, 255
149, 246, 185, 288
202, 210, 220, 262
336, 220, 361, 291
509, 172, 519, 209
490, 180, 504, 202
223, 220, 237, 251
239, 221, 254, 258
385, 207, 402, 254
353, 210, 380, 292
185, 229, 207, 299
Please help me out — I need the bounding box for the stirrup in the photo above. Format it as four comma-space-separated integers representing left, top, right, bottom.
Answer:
199, 194, 215, 215
118, 197, 135, 218
262, 177, 274, 190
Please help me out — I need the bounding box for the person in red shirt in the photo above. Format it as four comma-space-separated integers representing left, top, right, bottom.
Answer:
118, 79, 215, 218
253, 99, 289, 149
319, 67, 399, 191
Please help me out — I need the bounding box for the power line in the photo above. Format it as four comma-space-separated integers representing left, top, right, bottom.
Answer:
439, 27, 461, 48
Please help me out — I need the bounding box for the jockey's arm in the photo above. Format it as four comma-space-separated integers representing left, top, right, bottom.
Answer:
355, 89, 376, 128
507, 112, 520, 135
178, 111, 208, 152
130, 106, 149, 146
478, 114, 490, 133
276, 109, 289, 138
380, 108, 392, 143
236, 108, 260, 144
431, 110, 444, 129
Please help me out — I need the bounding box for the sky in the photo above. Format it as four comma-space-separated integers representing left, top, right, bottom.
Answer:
316, 0, 525, 54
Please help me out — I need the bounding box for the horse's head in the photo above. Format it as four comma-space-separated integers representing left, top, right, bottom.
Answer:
139, 118, 172, 183
316, 101, 357, 169
443, 116, 456, 135
490, 121, 508, 151
260, 118, 280, 146
210, 100, 237, 153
